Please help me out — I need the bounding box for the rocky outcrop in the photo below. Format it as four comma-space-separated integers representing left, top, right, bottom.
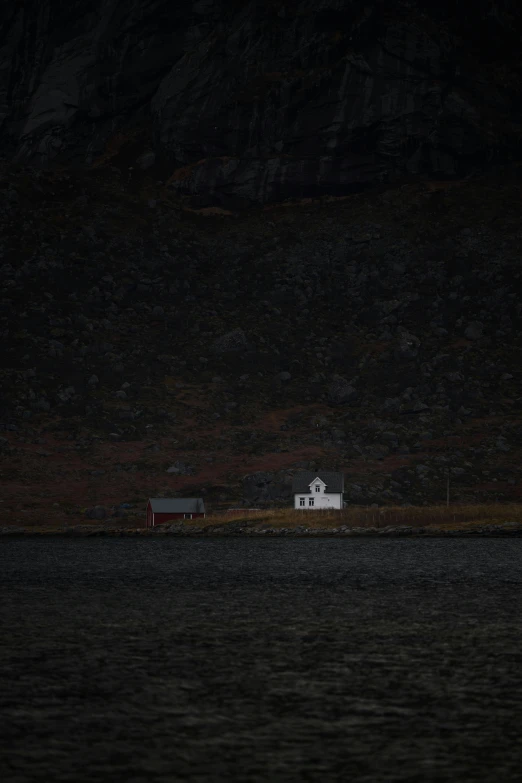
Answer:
212, 328, 251, 355
1, 1, 522, 204
242, 471, 294, 505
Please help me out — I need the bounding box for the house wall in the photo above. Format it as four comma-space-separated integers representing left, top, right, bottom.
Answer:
151, 512, 206, 527
294, 493, 342, 509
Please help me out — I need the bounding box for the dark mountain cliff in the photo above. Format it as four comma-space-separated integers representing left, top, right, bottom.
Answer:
1, 1, 522, 205
0, 1, 521, 524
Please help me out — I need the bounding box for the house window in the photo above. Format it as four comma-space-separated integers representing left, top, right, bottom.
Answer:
184, 513, 192, 519
309, 498, 314, 507
315, 485, 320, 492
299, 498, 305, 507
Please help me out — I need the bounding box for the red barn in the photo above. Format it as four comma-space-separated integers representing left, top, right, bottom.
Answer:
146, 497, 206, 528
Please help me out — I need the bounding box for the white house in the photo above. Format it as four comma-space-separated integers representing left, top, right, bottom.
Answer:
292, 471, 345, 510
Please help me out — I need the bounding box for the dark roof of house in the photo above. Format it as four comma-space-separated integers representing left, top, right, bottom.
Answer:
292, 471, 344, 494
148, 498, 205, 513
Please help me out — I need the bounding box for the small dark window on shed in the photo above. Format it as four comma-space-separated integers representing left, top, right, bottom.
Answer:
184, 513, 192, 519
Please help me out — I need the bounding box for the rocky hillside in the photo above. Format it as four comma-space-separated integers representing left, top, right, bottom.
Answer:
0, 159, 521, 525
1, 0, 522, 525
1, 1, 522, 205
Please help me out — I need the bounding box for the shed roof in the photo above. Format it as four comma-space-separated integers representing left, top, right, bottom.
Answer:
292, 471, 344, 494
148, 498, 206, 513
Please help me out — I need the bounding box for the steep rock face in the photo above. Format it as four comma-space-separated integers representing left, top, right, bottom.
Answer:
1, 0, 522, 204
157, 0, 522, 205
0, 0, 226, 165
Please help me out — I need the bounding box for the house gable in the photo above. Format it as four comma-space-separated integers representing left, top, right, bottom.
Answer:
309, 477, 327, 494
292, 470, 344, 495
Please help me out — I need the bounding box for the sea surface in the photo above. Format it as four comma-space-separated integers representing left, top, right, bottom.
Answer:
1, 538, 522, 782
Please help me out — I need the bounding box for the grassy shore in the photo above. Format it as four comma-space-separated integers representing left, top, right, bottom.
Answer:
205, 504, 522, 531
2, 504, 522, 535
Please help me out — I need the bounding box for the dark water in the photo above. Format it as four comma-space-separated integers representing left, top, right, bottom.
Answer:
1, 539, 522, 783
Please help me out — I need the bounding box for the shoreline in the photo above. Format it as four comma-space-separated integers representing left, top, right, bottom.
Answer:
2, 523, 522, 538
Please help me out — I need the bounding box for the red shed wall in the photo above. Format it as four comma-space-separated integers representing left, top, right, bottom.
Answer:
153, 512, 205, 526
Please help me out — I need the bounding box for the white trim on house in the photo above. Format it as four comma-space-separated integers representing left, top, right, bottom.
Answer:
312, 477, 326, 493
294, 493, 343, 509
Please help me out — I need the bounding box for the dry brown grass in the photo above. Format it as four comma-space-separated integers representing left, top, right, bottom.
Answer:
204, 504, 522, 530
